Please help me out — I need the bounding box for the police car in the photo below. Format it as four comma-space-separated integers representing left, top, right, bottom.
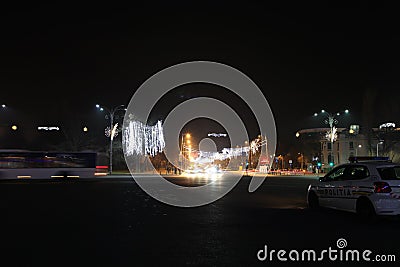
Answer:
307, 157, 400, 218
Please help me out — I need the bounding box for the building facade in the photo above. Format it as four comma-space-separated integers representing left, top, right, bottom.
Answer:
297, 126, 381, 172
320, 130, 369, 170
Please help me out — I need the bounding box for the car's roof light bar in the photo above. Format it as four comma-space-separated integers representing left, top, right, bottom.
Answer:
349, 156, 391, 163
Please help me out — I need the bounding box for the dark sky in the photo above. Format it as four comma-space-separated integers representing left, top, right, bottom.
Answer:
1, 1, 400, 152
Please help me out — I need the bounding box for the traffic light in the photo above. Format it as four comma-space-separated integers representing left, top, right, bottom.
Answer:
329, 162, 334, 167
317, 162, 322, 168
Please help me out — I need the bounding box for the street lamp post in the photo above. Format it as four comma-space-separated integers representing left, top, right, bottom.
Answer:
376, 141, 384, 157
186, 134, 191, 167
97, 104, 126, 174
298, 152, 304, 170
249, 142, 252, 170
323, 111, 337, 168
279, 155, 284, 170
314, 109, 349, 168
181, 133, 191, 171
356, 144, 362, 156
241, 140, 250, 170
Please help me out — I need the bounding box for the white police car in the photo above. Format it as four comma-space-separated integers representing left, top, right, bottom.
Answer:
307, 157, 400, 218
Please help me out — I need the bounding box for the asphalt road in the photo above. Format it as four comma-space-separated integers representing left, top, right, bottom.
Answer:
0, 174, 399, 266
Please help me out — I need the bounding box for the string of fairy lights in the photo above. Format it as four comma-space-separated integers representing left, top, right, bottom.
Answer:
123, 120, 165, 157
122, 119, 268, 163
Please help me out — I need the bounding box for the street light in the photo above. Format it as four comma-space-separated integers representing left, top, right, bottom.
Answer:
356, 144, 362, 156
188, 144, 192, 162
180, 133, 192, 170
11, 125, 18, 131
1, 104, 5, 108
96, 104, 126, 174
376, 141, 384, 156
277, 154, 284, 170
186, 135, 192, 160
298, 152, 304, 170
243, 140, 253, 170
314, 109, 349, 167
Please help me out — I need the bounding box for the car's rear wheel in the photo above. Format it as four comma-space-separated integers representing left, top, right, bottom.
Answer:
356, 198, 377, 222
308, 191, 320, 209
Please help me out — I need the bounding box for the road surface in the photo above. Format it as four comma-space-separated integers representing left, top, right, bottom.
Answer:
0, 174, 398, 266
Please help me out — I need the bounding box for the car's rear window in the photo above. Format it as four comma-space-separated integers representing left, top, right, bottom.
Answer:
377, 166, 400, 180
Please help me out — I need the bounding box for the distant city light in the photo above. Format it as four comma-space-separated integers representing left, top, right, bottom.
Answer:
83, 127, 88, 132
11, 125, 18, 131
345, 109, 349, 114
379, 122, 396, 129
1, 104, 5, 108
336, 112, 340, 116
100, 107, 104, 111
321, 109, 325, 113
96, 104, 100, 108
349, 125, 359, 135
313, 113, 318, 117
38, 126, 60, 131
295, 132, 300, 138
208, 133, 227, 137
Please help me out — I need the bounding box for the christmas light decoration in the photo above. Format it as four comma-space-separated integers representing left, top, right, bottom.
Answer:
379, 122, 396, 129
250, 139, 260, 154
326, 126, 338, 143
38, 126, 60, 131
124, 120, 165, 157
105, 123, 120, 140
207, 133, 227, 137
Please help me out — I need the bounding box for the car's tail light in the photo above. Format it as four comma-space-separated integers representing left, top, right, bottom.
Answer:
374, 182, 392, 193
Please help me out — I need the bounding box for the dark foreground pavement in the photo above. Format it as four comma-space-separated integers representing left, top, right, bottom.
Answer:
0, 174, 399, 266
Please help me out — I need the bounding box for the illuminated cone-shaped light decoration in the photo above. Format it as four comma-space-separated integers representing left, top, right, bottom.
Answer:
124, 120, 165, 157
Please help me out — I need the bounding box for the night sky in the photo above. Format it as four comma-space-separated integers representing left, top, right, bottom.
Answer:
1, 2, 400, 153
